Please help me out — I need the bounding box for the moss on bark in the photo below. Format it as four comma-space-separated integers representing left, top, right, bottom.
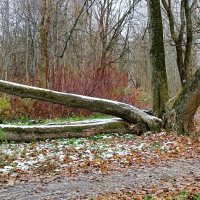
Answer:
169, 69, 200, 134
148, 0, 169, 118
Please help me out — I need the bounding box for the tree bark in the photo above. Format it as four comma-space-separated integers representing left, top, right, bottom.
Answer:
39, 0, 52, 88
148, 0, 169, 117
184, 0, 193, 81
0, 118, 134, 142
168, 68, 200, 134
0, 80, 162, 132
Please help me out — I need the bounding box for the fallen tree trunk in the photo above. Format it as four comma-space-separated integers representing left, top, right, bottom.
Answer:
0, 118, 135, 142
0, 80, 162, 132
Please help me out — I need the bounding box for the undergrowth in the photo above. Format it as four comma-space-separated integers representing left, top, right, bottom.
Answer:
0, 66, 143, 121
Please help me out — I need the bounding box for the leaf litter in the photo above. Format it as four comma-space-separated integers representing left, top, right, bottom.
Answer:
0, 131, 200, 199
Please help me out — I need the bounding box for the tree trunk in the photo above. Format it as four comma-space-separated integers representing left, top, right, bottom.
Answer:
0, 80, 162, 132
168, 68, 200, 134
148, 0, 169, 118
184, 0, 193, 82
39, 0, 51, 88
176, 44, 187, 87
0, 118, 134, 142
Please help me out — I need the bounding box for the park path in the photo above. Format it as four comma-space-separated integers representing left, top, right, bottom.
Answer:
0, 158, 200, 200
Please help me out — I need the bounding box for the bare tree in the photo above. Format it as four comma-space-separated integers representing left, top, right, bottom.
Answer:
161, 0, 197, 87
38, 0, 52, 88
93, 0, 139, 76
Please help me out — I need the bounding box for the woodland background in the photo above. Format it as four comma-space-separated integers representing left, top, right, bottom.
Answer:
0, 0, 199, 120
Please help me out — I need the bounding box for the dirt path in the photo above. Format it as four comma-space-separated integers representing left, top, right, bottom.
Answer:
0, 158, 199, 200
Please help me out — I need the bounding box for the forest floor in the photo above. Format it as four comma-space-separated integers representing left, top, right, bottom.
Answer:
0, 114, 199, 200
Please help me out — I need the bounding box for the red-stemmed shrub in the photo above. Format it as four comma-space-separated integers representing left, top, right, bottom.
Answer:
5, 65, 139, 120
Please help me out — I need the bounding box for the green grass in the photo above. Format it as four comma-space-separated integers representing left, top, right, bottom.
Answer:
0, 129, 7, 144
3, 113, 112, 126
144, 195, 152, 200
143, 192, 200, 200
175, 191, 200, 200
